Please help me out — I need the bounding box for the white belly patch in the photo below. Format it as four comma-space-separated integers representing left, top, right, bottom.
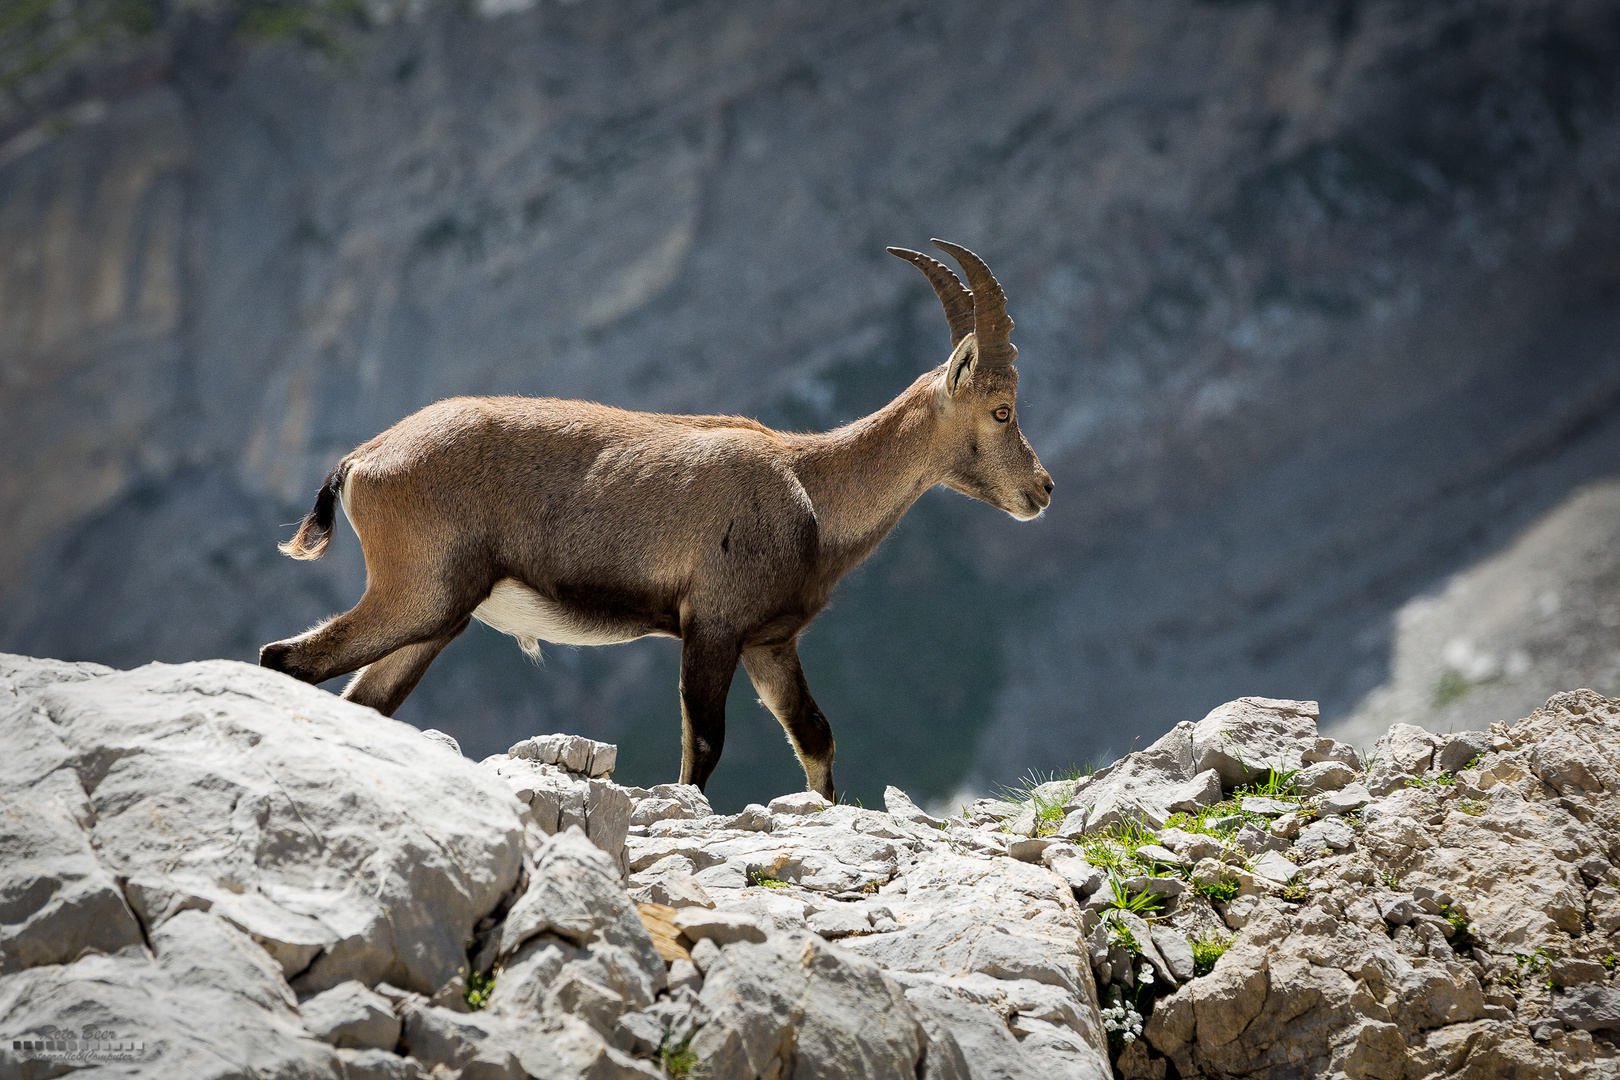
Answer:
472, 578, 645, 659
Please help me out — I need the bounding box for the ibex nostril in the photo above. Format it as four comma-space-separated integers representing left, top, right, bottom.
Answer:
1043, 479, 1054, 495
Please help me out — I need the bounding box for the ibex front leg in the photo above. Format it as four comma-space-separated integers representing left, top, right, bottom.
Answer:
678, 626, 742, 792
742, 640, 835, 802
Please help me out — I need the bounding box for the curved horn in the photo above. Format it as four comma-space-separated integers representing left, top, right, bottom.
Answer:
932, 239, 1016, 369
887, 246, 975, 348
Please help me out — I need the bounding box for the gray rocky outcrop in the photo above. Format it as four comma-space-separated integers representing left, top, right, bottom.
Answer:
7, 654, 1620, 1078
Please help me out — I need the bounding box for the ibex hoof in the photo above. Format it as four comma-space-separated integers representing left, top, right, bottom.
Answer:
259, 641, 316, 683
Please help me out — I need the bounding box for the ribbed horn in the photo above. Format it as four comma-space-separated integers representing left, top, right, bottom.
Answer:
931, 239, 1016, 369
887, 247, 976, 347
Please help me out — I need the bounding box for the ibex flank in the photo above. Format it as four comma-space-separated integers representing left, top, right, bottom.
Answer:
260, 240, 1052, 801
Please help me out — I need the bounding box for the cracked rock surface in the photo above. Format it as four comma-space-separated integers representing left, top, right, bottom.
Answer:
6, 655, 1620, 1079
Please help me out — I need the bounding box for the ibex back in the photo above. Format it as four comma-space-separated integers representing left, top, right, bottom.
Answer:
260, 241, 1052, 801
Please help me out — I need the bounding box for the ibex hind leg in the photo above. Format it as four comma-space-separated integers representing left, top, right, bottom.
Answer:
742, 641, 835, 802
260, 574, 487, 689
342, 616, 470, 717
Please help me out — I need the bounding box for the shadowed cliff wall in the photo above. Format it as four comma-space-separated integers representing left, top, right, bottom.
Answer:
3, 0, 1619, 809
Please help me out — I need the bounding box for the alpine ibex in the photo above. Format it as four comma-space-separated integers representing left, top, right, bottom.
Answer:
261, 240, 1051, 801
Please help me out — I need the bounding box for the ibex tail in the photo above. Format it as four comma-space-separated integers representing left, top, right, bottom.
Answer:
279, 462, 346, 560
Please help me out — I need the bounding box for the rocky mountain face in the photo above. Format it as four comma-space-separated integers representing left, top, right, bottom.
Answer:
7, 653, 1620, 1079
1334, 478, 1620, 750
3, 1, 1620, 808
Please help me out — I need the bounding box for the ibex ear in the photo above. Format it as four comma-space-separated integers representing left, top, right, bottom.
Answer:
944, 334, 978, 398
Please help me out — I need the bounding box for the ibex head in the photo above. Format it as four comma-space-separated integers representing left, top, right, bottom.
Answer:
889, 239, 1054, 520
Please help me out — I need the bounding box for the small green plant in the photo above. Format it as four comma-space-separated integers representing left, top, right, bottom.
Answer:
1191, 931, 1232, 977
1439, 904, 1476, 951
1380, 870, 1400, 889
464, 967, 496, 1010
746, 868, 790, 889
658, 1029, 702, 1078
1505, 948, 1554, 988
1097, 817, 1157, 850
1236, 767, 1302, 799
1457, 799, 1487, 816
1194, 875, 1239, 904
1078, 817, 1157, 872
1604, 954, 1617, 972
1079, 836, 1126, 872
1106, 916, 1142, 954
1102, 875, 1165, 919
1165, 803, 1243, 838
1280, 881, 1309, 903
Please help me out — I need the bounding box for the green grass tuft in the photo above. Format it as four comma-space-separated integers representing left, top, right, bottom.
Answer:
658, 1029, 702, 1077
994, 767, 1087, 837
1194, 876, 1239, 905
1191, 931, 1231, 977
1106, 918, 1142, 954
1102, 874, 1166, 919
1235, 767, 1302, 799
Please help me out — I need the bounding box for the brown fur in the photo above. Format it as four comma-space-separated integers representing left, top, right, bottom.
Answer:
261, 252, 1052, 800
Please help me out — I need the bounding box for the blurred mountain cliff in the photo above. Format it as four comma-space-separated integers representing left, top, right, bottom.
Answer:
3, 0, 1620, 809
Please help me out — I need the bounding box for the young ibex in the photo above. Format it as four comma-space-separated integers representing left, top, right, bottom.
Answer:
261, 240, 1051, 801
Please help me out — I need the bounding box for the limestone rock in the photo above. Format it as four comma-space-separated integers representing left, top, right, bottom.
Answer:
1249, 851, 1299, 884
1317, 783, 1372, 815
2, 658, 523, 997
692, 934, 923, 1079
298, 980, 401, 1051
672, 908, 768, 946
628, 783, 714, 826
806, 904, 872, 939
1146, 907, 1486, 1078
1190, 698, 1320, 787
399, 1000, 524, 1079
767, 791, 832, 815
419, 728, 462, 756
884, 785, 945, 828
1366, 723, 1442, 794
1302, 737, 1363, 769
508, 733, 617, 778
336, 1048, 428, 1080
1057, 727, 1223, 836
1552, 984, 1620, 1033
0, 909, 341, 1079
1435, 730, 1492, 773
10, 656, 1620, 1080
1295, 759, 1357, 794
498, 828, 665, 999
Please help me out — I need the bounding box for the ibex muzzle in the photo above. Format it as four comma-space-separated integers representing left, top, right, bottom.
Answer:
261, 241, 1052, 801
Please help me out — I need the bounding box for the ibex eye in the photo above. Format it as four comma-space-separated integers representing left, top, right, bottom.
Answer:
993, 406, 1011, 423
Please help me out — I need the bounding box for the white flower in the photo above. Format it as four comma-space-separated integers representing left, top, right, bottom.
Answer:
1121, 1032, 1137, 1044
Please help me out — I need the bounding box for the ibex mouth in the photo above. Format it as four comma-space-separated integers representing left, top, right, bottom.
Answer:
1012, 492, 1049, 521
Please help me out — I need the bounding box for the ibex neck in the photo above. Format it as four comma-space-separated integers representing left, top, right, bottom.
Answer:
787, 373, 943, 563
